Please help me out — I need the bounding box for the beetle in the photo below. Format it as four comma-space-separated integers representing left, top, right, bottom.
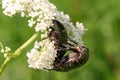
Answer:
48, 20, 89, 71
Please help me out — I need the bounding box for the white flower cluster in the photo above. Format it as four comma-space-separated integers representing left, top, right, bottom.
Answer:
26, 39, 57, 70
2, 0, 86, 70
2, 0, 57, 33
0, 46, 11, 58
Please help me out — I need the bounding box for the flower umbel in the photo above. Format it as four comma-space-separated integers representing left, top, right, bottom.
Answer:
0, 42, 11, 58
2, 0, 87, 71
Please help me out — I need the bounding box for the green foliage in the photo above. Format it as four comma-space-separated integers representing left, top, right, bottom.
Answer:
0, 0, 120, 80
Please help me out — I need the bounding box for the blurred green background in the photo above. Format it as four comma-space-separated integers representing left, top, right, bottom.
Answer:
0, 0, 120, 80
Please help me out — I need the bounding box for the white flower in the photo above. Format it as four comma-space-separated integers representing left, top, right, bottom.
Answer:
0, 46, 11, 58
26, 39, 57, 70
28, 19, 36, 27
5, 46, 11, 52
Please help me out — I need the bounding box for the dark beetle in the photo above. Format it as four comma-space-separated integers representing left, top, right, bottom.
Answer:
48, 20, 89, 72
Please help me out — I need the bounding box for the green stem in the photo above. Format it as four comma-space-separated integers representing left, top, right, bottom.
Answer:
12, 32, 39, 57
0, 32, 39, 75
0, 57, 11, 75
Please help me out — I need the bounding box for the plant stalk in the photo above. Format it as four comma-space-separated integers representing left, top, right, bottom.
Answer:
0, 32, 39, 75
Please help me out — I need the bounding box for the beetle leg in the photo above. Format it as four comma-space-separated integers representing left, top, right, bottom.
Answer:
57, 47, 69, 51
67, 38, 78, 46
62, 44, 79, 53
